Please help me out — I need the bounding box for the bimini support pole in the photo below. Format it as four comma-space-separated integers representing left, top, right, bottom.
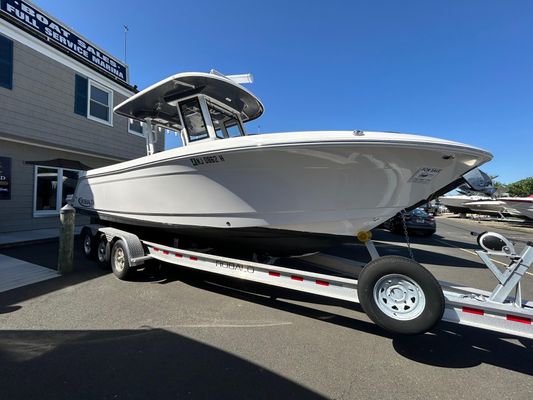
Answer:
143, 117, 157, 155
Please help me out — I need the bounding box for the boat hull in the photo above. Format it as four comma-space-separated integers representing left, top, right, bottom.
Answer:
464, 200, 523, 217
73, 131, 492, 254
439, 195, 487, 214
499, 198, 533, 220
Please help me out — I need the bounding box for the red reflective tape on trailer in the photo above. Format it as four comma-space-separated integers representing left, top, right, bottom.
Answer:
506, 315, 532, 324
269, 272, 280, 277
315, 280, 329, 286
190, 256, 198, 261
163, 251, 169, 255
291, 275, 304, 281
462, 307, 484, 315
175, 253, 183, 258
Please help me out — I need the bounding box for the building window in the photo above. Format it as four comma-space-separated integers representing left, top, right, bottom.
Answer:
0, 35, 13, 90
33, 166, 81, 216
128, 118, 145, 137
74, 75, 113, 126
88, 81, 112, 124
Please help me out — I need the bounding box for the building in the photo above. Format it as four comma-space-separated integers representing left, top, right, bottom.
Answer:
0, 0, 163, 233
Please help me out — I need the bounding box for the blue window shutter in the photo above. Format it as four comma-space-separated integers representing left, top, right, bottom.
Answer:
74, 75, 88, 116
0, 35, 13, 90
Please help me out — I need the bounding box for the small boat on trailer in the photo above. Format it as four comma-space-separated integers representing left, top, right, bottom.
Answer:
73, 70, 492, 256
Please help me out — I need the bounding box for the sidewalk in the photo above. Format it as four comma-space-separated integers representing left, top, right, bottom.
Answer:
0, 227, 81, 294
0, 254, 59, 294
0, 226, 82, 248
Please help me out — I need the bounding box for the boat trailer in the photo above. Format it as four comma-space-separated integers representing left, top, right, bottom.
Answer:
81, 225, 533, 339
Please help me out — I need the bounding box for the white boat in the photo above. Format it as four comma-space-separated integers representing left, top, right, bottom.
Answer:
72, 71, 492, 254
499, 196, 533, 220
464, 199, 522, 217
439, 194, 488, 214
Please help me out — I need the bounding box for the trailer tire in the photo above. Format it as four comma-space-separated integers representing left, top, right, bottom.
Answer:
358, 256, 444, 335
81, 229, 96, 259
110, 240, 133, 280
96, 235, 111, 270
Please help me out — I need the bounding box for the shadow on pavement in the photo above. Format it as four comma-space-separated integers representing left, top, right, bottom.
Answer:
371, 228, 482, 251
0, 239, 62, 270
394, 321, 533, 376
0, 328, 325, 400
328, 240, 484, 270
148, 266, 533, 376
0, 238, 108, 311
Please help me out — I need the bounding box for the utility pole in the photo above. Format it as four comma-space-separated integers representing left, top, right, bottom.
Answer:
124, 25, 129, 63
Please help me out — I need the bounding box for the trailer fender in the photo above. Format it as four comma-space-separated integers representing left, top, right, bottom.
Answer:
95, 227, 147, 267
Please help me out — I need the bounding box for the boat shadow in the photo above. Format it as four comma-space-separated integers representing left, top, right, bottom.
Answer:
371, 228, 483, 250
144, 266, 533, 376
392, 322, 533, 373
0, 328, 326, 400
326, 238, 485, 270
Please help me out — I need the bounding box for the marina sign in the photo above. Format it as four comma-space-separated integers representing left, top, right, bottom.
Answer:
0, 156, 11, 200
0, 0, 128, 83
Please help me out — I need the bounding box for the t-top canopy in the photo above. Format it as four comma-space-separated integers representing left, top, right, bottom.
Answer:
114, 72, 264, 130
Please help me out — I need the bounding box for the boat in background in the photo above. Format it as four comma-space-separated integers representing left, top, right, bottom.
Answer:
438, 170, 496, 214
499, 196, 533, 220
439, 194, 488, 214
73, 71, 493, 255
463, 199, 523, 218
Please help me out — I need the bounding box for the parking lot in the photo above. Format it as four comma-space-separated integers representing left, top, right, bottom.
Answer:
0, 216, 532, 399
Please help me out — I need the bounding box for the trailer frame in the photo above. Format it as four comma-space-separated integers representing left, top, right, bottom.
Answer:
82, 225, 533, 339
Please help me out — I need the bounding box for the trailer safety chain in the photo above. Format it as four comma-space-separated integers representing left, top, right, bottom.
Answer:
401, 209, 415, 261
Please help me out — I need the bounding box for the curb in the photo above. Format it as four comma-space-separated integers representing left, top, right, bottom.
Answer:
0, 237, 60, 250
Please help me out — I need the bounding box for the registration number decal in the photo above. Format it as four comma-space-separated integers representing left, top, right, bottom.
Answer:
190, 155, 225, 167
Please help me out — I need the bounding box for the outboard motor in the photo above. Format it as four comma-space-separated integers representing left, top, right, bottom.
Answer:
462, 169, 496, 196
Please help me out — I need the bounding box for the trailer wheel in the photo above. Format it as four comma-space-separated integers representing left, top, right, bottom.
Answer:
96, 235, 110, 270
358, 256, 444, 335
110, 240, 133, 280
81, 229, 96, 259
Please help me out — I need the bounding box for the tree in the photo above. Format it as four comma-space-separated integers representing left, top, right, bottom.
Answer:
507, 177, 533, 197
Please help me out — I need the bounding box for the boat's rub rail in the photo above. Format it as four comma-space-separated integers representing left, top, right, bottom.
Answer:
84, 139, 491, 179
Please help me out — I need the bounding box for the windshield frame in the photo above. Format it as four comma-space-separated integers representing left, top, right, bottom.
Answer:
178, 96, 210, 143
176, 94, 246, 145
206, 98, 246, 139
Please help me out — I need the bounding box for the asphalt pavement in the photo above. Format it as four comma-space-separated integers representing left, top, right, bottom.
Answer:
0, 217, 532, 399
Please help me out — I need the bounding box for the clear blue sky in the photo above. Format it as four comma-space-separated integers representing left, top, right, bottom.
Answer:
34, 0, 533, 183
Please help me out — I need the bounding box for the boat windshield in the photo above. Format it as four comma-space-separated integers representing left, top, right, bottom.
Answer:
179, 98, 209, 142
207, 101, 244, 139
